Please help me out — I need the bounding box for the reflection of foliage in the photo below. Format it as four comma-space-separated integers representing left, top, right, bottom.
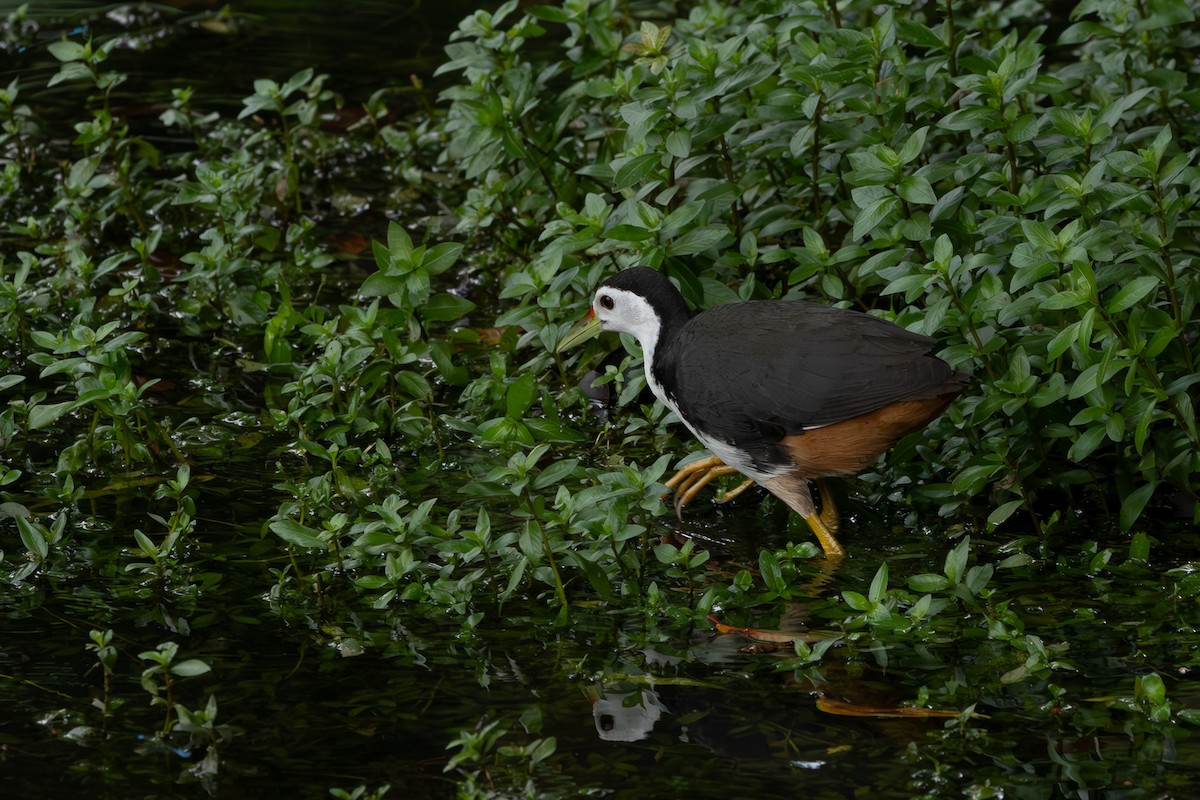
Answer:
445, 712, 557, 799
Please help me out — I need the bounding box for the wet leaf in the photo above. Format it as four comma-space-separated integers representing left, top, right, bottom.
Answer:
269, 520, 327, 550
170, 659, 212, 677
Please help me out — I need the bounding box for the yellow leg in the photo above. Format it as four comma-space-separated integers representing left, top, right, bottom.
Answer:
803, 512, 846, 560
666, 460, 847, 560
817, 479, 840, 536
762, 475, 847, 560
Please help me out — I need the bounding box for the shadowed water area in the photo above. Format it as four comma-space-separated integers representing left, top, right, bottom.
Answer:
2, 1, 1200, 798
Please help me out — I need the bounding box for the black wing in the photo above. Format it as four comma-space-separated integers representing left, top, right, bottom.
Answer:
660, 301, 961, 455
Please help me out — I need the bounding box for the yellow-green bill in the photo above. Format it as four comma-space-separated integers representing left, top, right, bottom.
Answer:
555, 310, 602, 353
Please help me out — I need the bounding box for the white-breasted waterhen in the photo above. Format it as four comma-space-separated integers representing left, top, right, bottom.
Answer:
558, 267, 969, 559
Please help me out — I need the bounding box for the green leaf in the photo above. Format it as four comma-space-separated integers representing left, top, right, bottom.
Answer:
1120, 483, 1157, 530
665, 129, 692, 159
1020, 219, 1057, 250
170, 659, 213, 677
604, 224, 655, 242
527, 736, 557, 765
47, 40, 87, 62
1069, 424, 1108, 461
395, 371, 432, 400
852, 196, 900, 240
987, 499, 1025, 530
868, 562, 889, 603
134, 529, 158, 558
1045, 324, 1078, 361
496, 555, 529, 603
386, 222, 414, 263
48, 61, 92, 88
1138, 0, 1195, 29
898, 175, 936, 205
525, 5, 570, 22
359, 273, 407, 297
939, 106, 1000, 132
532, 460, 578, 491
929, 185, 964, 222
661, 201, 703, 235
506, 373, 537, 419
909, 594, 933, 621
932, 234, 953, 266
420, 292, 475, 322
944, 537, 970, 584
28, 401, 76, 430
1058, 20, 1117, 44
1042, 291, 1086, 311
67, 155, 101, 191
1129, 531, 1152, 562
30, 330, 59, 350
1106, 275, 1159, 314
1179, 709, 1200, 725
269, 519, 327, 550
565, 551, 614, 599
1067, 363, 1104, 400
1134, 399, 1157, 452
653, 542, 678, 565
281, 68, 315, 97
998, 553, 1034, 569
668, 225, 728, 256
842, 590, 870, 611
613, 153, 660, 190
16, 516, 48, 561
759, 550, 785, 594
964, 563, 994, 596
422, 242, 463, 276
898, 126, 928, 165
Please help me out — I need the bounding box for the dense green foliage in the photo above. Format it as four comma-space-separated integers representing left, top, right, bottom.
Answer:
2, 0, 1199, 796
436, 0, 1199, 533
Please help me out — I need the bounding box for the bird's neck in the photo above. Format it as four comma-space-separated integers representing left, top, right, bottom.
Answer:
640, 296, 690, 409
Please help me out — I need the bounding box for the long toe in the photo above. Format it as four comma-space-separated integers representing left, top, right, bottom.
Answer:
662, 454, 725, 490
664, 455, 742, 517
712, 478, 755, 505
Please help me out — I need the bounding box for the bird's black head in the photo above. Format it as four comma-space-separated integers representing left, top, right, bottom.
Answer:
596, 267, 692, 332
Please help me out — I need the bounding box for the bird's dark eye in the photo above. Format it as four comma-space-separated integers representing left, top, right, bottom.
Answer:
599, 294, 615, 310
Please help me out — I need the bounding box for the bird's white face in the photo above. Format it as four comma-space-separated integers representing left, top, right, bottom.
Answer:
593, 286, 662, 352
592, 284, 671, 411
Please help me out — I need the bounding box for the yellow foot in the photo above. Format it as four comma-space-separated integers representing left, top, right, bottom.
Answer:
762, 475, 848, 559
662, 455, 743, 518
665, 460, 847, 561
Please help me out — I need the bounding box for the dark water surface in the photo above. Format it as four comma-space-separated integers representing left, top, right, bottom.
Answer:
3, 0, 454, 108
3, 2, 1200, 799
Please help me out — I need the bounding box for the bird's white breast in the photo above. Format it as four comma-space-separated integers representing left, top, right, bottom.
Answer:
641, 349, 788, 483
